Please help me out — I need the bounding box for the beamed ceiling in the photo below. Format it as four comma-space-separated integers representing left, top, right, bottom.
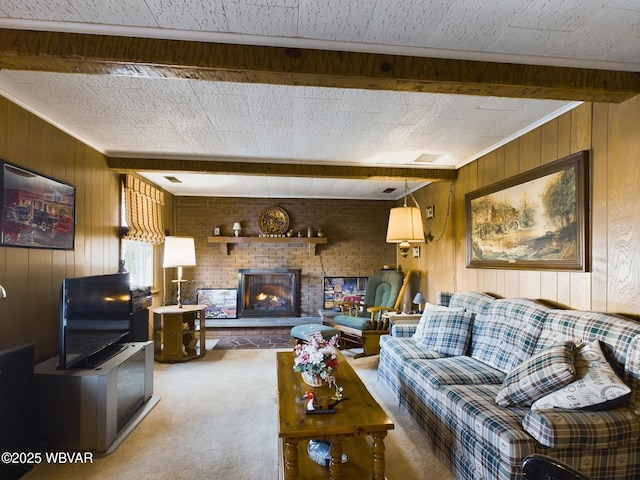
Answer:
0, 1, 638, 200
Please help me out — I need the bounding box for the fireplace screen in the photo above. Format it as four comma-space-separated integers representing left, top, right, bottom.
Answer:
238, 269, 301, 317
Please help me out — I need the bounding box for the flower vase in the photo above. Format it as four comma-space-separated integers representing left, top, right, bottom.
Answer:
302, 371, 323, 387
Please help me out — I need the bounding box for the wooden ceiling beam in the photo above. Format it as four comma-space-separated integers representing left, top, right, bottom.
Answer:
107, 157, 458, 182
1, 29, 638, 103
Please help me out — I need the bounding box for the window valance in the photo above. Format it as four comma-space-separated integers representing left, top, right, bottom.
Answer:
122, 175, 165, 244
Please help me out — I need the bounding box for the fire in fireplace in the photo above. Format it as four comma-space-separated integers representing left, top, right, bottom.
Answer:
238, 269, 301, 317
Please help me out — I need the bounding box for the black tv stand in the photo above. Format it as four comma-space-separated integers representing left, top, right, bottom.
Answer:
75, 343, 128, 369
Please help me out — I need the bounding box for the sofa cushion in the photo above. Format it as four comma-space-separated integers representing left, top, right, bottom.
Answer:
379, 336, 444, 364
332, 314, 371, 330
522, 407, 640, 449
436, 291, 453, 307
402, 356, 506, 401
440, 384, 536, 466
378, 335, 444, 396
531, 340, 632, 411
378, 335, 442, 375
390, 323, 418, 337
495, 341, 577, 407
414, 308, 473, 356
447, 291, 496, 315
471, 298, 550, 373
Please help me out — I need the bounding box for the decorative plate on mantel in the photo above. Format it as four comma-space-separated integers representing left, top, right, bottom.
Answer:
257, 206, 290, 235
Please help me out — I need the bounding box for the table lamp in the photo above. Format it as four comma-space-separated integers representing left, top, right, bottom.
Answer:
163, 236, 196, 308
412, 292, 426, 313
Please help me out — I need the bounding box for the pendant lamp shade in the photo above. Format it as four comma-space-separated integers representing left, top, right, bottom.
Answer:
386, 206, 425, 243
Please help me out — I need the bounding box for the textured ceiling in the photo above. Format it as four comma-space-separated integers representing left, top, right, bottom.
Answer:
0, 1, 638, 199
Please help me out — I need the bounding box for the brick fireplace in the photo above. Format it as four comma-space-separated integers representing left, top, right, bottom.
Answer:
238, 269, 301, 317
175, 197, 397, 317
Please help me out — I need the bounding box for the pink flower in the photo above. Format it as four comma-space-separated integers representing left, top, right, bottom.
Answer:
293, 332, 339, 386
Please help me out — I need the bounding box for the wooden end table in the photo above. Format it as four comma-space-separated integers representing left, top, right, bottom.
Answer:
276, 351, 394, 480
382, 312, 422, 333
151, 305, 206, 362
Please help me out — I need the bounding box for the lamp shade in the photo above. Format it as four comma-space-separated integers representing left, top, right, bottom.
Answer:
232, 222, 241, 230
412, 292, 426, 305
163, 236, 196, 268
0, 284, 6, 299
386, 206, 424, 243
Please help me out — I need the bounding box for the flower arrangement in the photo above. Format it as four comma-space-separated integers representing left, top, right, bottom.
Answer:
293, 331, 340, 387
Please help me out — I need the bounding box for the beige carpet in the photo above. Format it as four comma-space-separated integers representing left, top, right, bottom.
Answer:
24, 349, 454, 480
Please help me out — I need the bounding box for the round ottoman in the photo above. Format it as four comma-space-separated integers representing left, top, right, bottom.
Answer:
290, 324, 340, 346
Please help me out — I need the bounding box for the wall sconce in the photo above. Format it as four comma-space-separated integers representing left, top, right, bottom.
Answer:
233, 222, 241, 237
386, 181, 425, 258
0, 285, 6, 299
425, 205, 434, 219
412, 292, 426, 313
163, 236, 197, 308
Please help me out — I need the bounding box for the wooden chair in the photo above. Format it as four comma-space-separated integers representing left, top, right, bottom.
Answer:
331, 270, 411, 357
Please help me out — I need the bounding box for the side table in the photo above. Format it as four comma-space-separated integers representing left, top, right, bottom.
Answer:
383, 312, 422, 333
152, 305, 206, 362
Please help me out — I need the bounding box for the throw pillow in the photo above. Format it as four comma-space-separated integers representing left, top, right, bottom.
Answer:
413, 308, 473, 356
495, 341, 577, 407
413, 303, 463, 339
531, 340, 631, 411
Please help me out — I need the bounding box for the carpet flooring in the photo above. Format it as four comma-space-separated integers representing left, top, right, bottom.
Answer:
24, 349, 455, 480
211, 334, 293, 349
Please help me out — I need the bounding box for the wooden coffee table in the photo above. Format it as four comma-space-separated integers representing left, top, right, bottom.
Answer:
276, 351, 394, 480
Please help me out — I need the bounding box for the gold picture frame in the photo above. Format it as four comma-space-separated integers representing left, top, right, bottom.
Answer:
465, 151, 589, 271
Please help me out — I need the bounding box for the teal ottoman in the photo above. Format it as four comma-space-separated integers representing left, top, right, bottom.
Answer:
290, 324, 340, 346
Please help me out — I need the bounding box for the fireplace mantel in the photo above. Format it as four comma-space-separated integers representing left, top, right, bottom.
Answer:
207, 236, 327, 255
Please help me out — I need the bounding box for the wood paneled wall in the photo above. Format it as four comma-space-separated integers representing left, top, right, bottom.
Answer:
0, 98, 122, 362
404, 96, 640, 317
1, 93, 638, 362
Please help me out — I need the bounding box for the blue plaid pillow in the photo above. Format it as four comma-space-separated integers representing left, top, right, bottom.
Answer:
414, 309, 474, 356
414, 304, 464, 338
495, 341, 577, 407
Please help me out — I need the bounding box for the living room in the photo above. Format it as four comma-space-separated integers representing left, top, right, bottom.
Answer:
4, 97, 638, 362
0, 3, 639, 480
2, 87, 639, 480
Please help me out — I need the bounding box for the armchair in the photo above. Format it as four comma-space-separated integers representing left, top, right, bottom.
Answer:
331, 269, 410, 357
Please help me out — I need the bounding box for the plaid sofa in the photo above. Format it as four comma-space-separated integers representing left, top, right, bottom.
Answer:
377, 292, 640, 480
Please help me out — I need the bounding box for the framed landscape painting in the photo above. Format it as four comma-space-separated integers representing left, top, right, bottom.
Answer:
466, 151, 589, 271
197, 288, 238, 319
1, 160, 76, 250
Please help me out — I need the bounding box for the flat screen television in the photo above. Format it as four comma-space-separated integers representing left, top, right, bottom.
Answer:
59, 273, 131, 369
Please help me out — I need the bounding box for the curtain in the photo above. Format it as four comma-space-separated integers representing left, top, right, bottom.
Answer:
122, 175, 165, 244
